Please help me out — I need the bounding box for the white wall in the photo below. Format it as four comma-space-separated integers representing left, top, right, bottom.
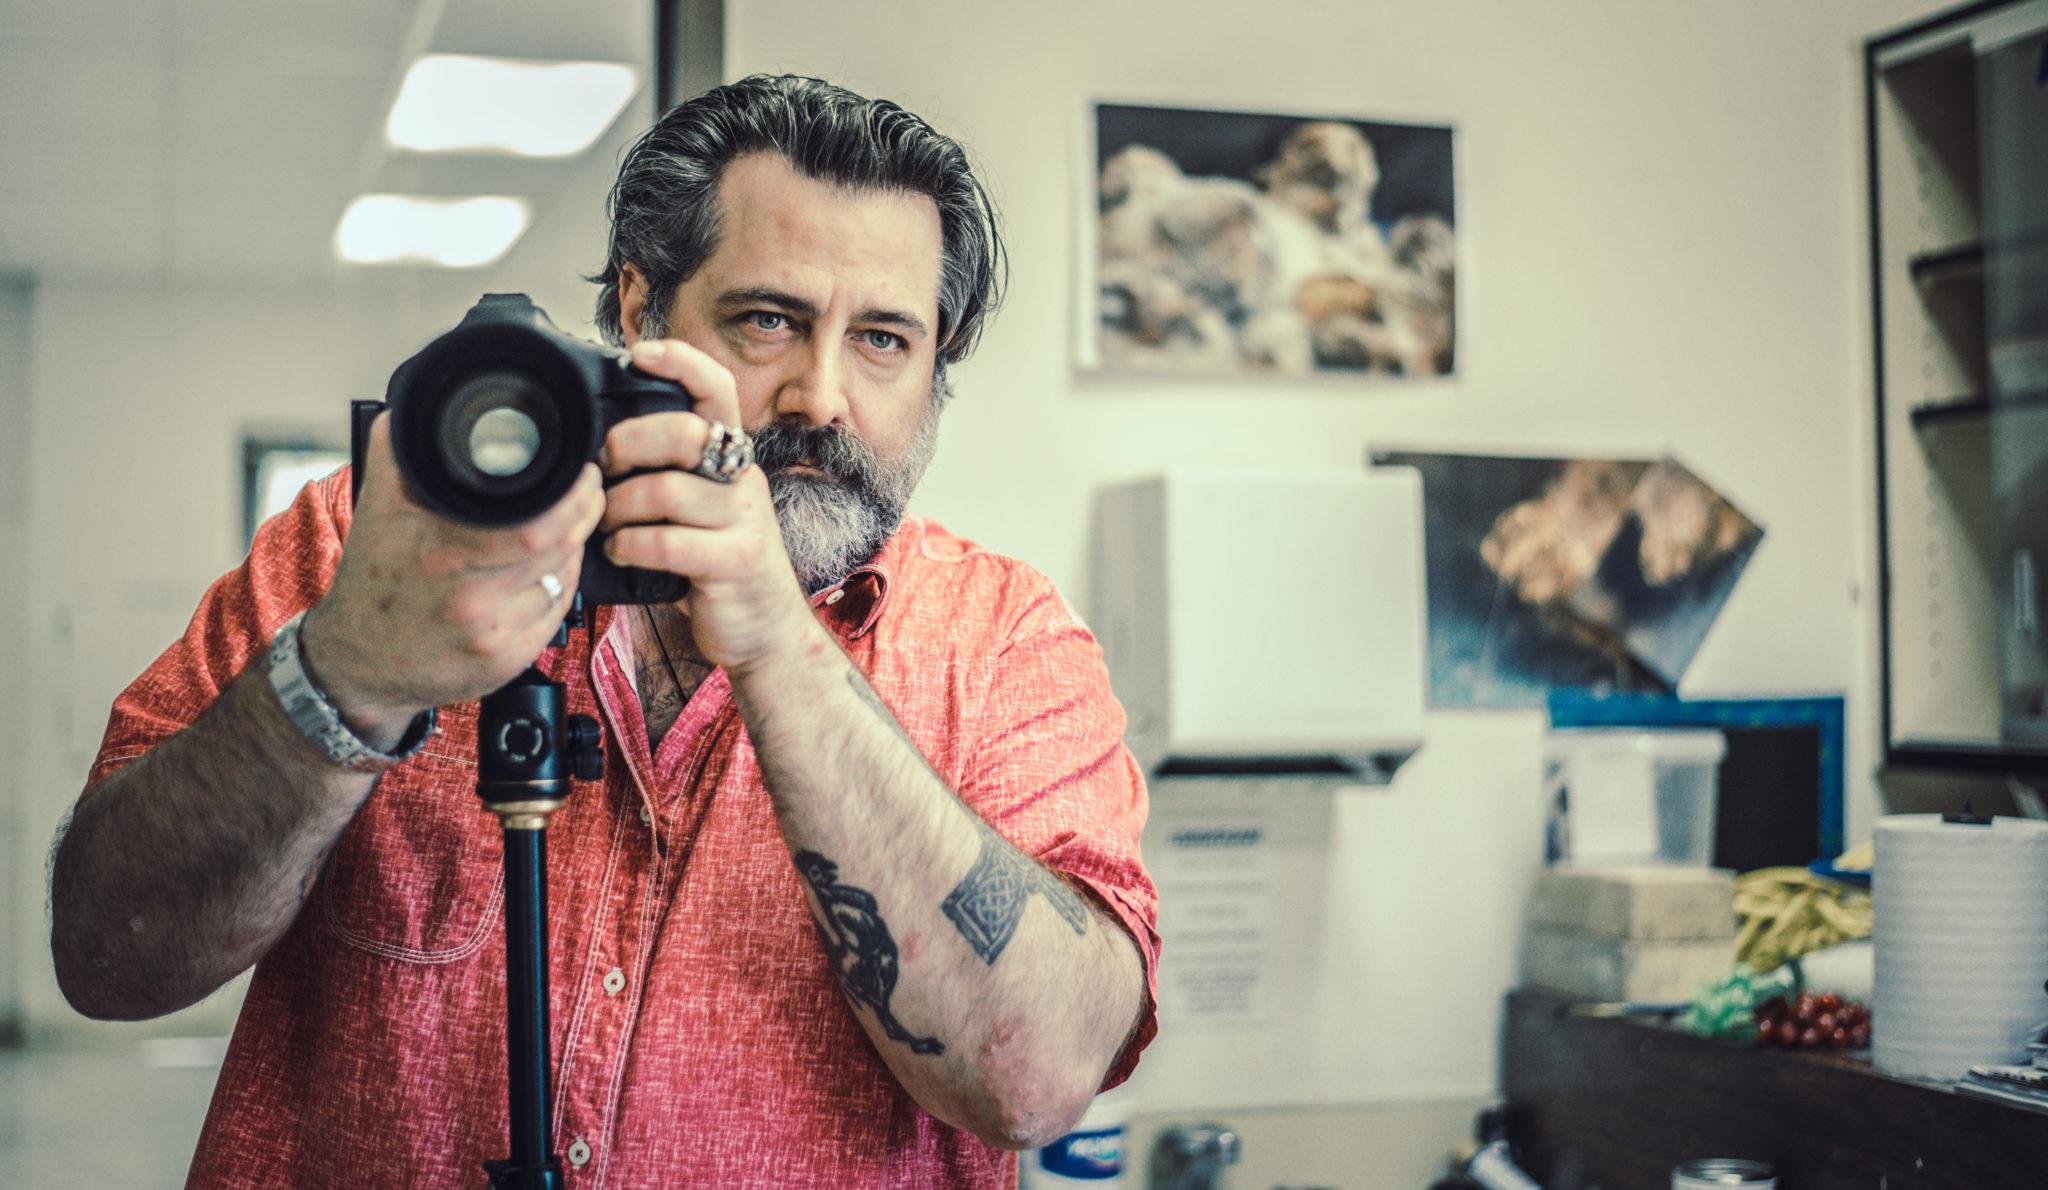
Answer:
729, 0, 1916, 1115
0, 273, 34, 1039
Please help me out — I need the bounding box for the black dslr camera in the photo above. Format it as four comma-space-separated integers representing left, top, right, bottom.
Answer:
352, 293, 692, 606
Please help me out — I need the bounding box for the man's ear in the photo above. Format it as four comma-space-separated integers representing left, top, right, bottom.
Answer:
619, 263, 649, 345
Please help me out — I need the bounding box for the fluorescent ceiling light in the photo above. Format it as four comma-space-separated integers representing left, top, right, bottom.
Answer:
334, 194, 531, 268
387, 54, 639, 157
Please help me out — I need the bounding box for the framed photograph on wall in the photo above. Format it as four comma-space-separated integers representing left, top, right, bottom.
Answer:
1079, 101, 1457, 380
243, 434, 347, 546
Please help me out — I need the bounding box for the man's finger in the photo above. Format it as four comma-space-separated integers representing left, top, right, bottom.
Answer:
604, 523, 731, 578
598, 468, 745, 534
602, 412, 717, 479
629, 338, 742, 428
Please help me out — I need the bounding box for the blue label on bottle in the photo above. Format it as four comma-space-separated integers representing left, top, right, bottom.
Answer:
1036, 1126, 1124, 1180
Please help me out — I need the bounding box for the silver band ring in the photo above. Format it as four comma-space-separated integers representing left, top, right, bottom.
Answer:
536, 572, 564, 603
690, 421, 755, 484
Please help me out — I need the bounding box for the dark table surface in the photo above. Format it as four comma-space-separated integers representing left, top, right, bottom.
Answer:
1501, 989, 2048, 1190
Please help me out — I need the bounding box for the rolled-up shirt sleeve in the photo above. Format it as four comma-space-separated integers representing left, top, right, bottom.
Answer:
89, 470, 350, 786
954, 592, 1160, 1090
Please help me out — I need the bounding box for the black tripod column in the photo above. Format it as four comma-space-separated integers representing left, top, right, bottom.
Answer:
477, 641, 604, 1190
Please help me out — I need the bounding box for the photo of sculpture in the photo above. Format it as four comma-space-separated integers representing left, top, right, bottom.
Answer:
1372, 451, 1764, 708
1089, 102, 1456, 379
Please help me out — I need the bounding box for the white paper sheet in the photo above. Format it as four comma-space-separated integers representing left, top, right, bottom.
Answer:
1153, 813, 1273, 1025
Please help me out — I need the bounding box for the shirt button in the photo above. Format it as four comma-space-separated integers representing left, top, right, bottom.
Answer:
566, 1138, 592, 1168
603, 968, 626, 996
824, 589, 845, 605
638, 803, 652, 826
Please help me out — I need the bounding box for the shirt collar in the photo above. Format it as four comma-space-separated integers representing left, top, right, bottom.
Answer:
809, 517, 920, 640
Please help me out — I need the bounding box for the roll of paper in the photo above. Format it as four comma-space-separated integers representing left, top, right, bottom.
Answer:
1872, 814, 2048, 1082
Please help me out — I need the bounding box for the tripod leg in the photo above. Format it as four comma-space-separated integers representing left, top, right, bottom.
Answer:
486, 824, 563, 1190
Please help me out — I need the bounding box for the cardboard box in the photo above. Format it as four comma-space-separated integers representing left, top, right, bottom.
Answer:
1523, 927, 1733, 1003
1528, 864, 1735, 942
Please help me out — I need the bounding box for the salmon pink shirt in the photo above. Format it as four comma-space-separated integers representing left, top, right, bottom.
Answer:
89, 470, 1160, 1189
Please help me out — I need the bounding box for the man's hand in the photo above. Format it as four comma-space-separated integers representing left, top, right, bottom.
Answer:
599, 338, 819, 672
300, 414, 607, 748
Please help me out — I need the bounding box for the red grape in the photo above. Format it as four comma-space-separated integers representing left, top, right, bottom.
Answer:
1816, 993, 1843, 1014
1776, 1020, 1800, 1046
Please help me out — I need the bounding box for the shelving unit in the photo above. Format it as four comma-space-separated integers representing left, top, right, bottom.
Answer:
1867, 0, 2048, 770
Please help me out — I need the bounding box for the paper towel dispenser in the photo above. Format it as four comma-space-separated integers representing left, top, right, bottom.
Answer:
1090, 468, 1428, 780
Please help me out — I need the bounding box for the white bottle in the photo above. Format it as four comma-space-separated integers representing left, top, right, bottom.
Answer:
1020, 1089, 1132, 1188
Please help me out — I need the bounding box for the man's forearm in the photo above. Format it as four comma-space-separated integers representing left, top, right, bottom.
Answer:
729, 624, 1145, 1151
50, 660, 378, 1020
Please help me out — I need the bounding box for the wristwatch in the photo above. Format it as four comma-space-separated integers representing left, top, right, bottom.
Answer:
266, 610, 436, 772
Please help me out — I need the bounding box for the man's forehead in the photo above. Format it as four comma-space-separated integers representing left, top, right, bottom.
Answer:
701, 153, 943, 315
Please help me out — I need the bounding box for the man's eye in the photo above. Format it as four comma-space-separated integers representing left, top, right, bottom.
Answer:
863, 330, 905, 352
746, 311, 788, 332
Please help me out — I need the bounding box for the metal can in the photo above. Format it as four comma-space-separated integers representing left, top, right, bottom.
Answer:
1673, 1158, 1778, 1189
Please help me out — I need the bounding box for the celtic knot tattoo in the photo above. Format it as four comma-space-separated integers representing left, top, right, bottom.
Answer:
942, 819, 1090, 965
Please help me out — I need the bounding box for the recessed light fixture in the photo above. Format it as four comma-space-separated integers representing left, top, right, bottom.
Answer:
333, 194, 532, 268
386, 54, 639, 158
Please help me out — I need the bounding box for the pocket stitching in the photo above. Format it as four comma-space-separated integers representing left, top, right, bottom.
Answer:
321, 866, 506, 964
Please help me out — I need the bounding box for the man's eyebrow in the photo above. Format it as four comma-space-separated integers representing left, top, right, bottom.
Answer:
715, 287, 819, 320
852, 307, 930, 339
716, 286, 930, 340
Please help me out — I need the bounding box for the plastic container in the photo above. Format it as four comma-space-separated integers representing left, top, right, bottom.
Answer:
1544, 728, 1726, 866
1020, 1089, 1131, 1187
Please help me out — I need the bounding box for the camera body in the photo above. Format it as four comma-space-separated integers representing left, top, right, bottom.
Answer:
353, 293, 693, 606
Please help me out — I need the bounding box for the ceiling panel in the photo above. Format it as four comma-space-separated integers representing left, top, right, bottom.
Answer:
0, 0, 170, 45
166, 0, 417, 54
0, 0, 656, 285
0, 43, 171, 143
0, 130, 168, 276
431, 0, 648, 64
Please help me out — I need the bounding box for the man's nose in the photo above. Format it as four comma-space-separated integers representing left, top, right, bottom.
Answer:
773, 341, 850, 427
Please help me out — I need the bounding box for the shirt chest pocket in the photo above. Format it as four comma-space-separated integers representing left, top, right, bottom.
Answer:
318, 719, 504, 965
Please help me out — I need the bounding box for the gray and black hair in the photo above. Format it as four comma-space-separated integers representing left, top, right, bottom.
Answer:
591, 74, 1006, 384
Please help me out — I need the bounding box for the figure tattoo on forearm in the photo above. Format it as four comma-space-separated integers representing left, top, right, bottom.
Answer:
795, 849, 945, 1057
943, 817, 1089, 965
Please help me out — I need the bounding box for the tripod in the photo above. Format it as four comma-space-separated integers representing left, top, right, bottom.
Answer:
478, 602, 605, 1190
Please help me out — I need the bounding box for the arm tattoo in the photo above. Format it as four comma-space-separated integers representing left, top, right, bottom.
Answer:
844, 666, 1091, 966
794, 849, 945, 1057
942, 817, 1089, 966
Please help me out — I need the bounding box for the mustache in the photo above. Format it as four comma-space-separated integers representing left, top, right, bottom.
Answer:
748, 421, 881, 490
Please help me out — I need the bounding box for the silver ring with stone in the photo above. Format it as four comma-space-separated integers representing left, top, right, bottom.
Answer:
536, 572, 564, 603
690, 421, 755, 484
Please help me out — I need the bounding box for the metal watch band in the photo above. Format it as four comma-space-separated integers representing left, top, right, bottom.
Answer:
266, 611, 435, 772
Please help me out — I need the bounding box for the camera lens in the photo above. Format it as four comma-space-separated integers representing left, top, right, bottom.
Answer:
435, 369, 564, 495
470, 407, 541, 477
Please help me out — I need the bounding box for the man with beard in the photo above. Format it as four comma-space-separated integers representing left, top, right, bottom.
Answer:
49, 76, 1157, 1188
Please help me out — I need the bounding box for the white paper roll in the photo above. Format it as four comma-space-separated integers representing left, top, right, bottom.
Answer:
1872, 814, 2048, 1081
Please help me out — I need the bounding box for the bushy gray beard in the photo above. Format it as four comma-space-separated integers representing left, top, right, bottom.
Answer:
751, 400, 941, 594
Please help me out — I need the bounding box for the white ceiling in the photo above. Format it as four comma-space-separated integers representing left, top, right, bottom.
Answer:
0, 0, 653, 286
